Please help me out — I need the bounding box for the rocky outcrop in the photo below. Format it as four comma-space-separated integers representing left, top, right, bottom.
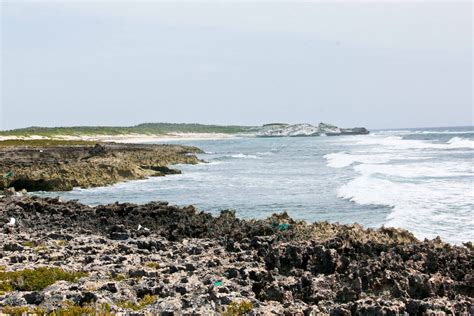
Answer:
0, 143, 202, 191
257, 123, 369, 137
340, 127, 370, 135
0, 196, 472, 315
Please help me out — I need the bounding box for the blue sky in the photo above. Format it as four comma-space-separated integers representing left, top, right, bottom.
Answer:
1, 1, 472, 130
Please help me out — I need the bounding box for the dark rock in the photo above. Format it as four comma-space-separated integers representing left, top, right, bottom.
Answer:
225, 268, 239, 279
100, 283, 118, 293
79, 292, 97, 305
264, 283, 284, 302
109, 231, 129, 240
340, 127, 370, 135
3, 243, 24, 252
175, 286, 187, 295
88, 144, 106, 156
136, 240, 165, 251
184, 263, 196, 272
129, 269, 147, 278
23, 292, 44, 305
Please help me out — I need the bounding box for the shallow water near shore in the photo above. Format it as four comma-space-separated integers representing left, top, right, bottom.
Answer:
35, 126, 474, 244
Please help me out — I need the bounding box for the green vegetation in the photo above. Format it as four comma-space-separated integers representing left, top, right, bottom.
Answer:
0, 123, 258, 137
144, 262, 160, 269
0, 305, 45, 316
34, 244, 47, 253
49, 302, 113, 316
117, 294, 157, 311
222, 300, 254, 316
21, 241, 36, 247
1, 302, 113, 316
0, 139, 97, 147
110, 273, 126, 281
0, 267, 87, 292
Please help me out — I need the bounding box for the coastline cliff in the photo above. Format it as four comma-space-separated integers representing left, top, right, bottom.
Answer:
0, 142, 202, 192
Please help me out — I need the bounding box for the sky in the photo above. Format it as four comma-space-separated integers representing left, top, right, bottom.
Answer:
0, 1, 472, 130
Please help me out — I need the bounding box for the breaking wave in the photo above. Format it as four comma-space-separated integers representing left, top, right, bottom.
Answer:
327, 131, 474, 244
324, 152, 391, 168
447, 137, 474, 148
230, 153, 262, 159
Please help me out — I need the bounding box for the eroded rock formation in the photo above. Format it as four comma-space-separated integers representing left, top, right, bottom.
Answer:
0, 196, 471, 315
257, 123, 369, 137
0, 143, 202, 191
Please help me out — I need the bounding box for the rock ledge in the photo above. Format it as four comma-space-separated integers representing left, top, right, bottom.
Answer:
0, 196, 472, 315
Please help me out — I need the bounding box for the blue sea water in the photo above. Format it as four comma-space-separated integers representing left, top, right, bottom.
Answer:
36, 127, 474, 244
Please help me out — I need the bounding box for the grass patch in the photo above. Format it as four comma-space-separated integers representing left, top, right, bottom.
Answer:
222, 300, 253, 316
0, 306, 45, 316
117, 294, 157, 311
110, 273, 126, 281
21, 241, 36, 248
34, 245, 47, 253
49, 302, 112, 316
1, 302, 113, 316
0, 267, 88, 292
144, 262, 160, 269
0, 139, 97, 147
0, 123, 257, 138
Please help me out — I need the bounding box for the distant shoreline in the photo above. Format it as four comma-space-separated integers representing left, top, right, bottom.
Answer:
0, 132, 242, 144
0, 122, 372, 140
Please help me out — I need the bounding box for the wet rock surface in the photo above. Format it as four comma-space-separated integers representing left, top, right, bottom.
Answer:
0, 143, 202, 191
0, 196, 472, 315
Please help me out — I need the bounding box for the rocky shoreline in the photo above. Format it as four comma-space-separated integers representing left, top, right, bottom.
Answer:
0, 143, 202, 192
256, 123, 369, 137
0, 195, 472, 315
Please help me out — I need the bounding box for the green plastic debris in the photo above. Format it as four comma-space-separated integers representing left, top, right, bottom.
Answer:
278, 223, 289, 231
5, 170, 13, 178
213, 281, 223, 286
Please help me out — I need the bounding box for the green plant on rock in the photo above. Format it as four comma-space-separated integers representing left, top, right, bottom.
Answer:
144, 262, 160, 269
1, 306, 29, 316
56, 240, 66, 247
117, 294, 157, 311
34, 244, 47, 253
47, 302, 113, 316
21, 241, 36, 248
1, 305, 46, 316
0, 267, 88, 292
222, 300, 253, 316
109, 272, 126, 281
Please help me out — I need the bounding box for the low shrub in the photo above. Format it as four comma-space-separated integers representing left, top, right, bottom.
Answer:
0, 267, 88, 292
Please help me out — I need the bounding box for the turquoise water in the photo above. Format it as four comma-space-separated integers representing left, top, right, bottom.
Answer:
36, 127, 473, 244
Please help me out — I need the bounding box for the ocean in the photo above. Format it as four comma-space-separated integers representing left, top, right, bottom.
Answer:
36, 126, 473, 244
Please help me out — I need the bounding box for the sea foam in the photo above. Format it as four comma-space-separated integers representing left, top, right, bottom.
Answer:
231, 153, 262, 159
447, 137, 474, 149
330, 132, 474, 244
324, 152, 391, 168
